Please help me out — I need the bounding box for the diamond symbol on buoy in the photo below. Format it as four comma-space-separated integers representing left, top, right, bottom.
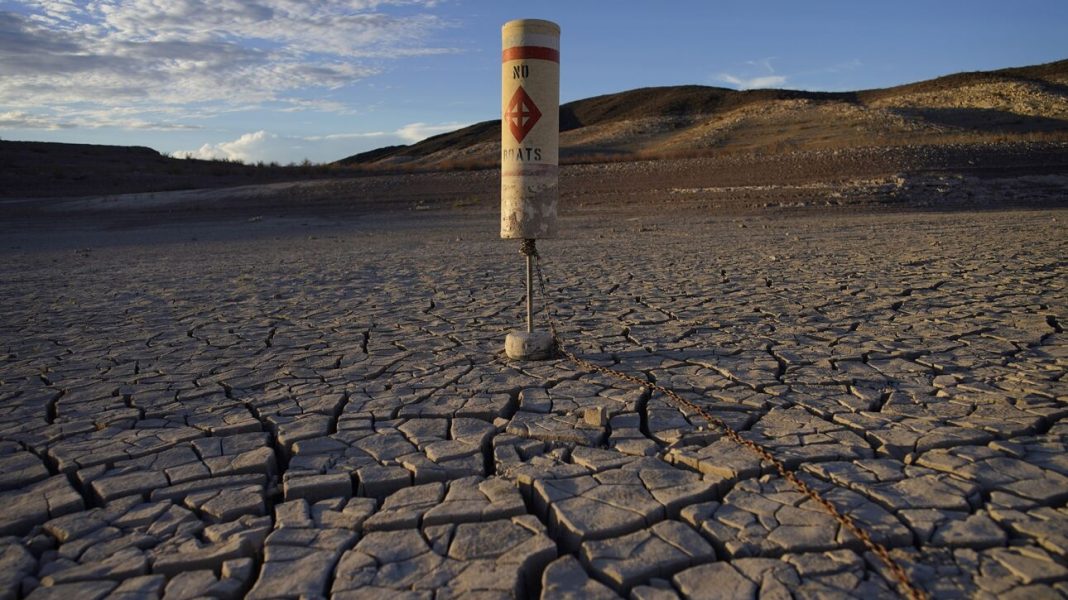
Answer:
505, 86, 541, 143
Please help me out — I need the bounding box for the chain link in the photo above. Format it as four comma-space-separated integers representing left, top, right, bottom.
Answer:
525, 241, 927, 600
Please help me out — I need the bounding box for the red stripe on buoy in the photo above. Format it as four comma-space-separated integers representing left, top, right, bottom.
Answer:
502, 46, 560, 63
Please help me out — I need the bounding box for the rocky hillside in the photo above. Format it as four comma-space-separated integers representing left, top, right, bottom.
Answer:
336, 59, 1068, 168
4, 60, 1065, 199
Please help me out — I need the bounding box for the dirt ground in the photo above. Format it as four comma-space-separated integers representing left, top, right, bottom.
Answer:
3, 141, 1067, 244
0, 166, 1066, 599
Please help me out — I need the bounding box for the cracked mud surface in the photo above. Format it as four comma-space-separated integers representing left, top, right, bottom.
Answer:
0, 206, 1065, 599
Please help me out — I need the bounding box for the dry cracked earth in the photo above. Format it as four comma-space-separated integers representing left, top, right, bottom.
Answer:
0, 206, 1066, 600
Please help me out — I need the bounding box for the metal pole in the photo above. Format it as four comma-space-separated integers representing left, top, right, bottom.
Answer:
526, 251, 534, 333
501, 19, 558, 361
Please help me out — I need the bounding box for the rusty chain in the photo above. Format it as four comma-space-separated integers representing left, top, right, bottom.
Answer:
523, 240, 928, 600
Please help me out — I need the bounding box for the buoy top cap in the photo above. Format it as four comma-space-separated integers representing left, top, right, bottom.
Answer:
502, 19, 560, 34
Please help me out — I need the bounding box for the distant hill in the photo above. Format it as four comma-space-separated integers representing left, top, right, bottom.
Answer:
3, 60, 1066, 199
0, 140, 334, 198
335, 59, 1068, 168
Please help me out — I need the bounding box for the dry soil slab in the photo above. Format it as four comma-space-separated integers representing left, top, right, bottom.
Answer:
0, 207, 1065, 599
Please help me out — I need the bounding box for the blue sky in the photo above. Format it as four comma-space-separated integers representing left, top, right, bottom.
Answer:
1, 0, 1065, 164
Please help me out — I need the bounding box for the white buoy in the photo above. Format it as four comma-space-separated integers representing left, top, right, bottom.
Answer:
501, 18, 559, 240
501, 18, 559, 361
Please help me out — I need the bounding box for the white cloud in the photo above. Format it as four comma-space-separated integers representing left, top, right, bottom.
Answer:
0, 1, 453, 127
304, 132, 390, 141
395, 121, 467, 143
0, 108, 202, 130
175, 130, 285, 162
716, 73, 787, 90
0, 110, 74, 129
174, 120, 470, 163
717, 56, 789, 90
745, 57, 777, 73
716, 57, 865, 91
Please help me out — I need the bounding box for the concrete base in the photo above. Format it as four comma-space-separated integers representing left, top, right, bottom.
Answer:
505, 330, 555, 360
